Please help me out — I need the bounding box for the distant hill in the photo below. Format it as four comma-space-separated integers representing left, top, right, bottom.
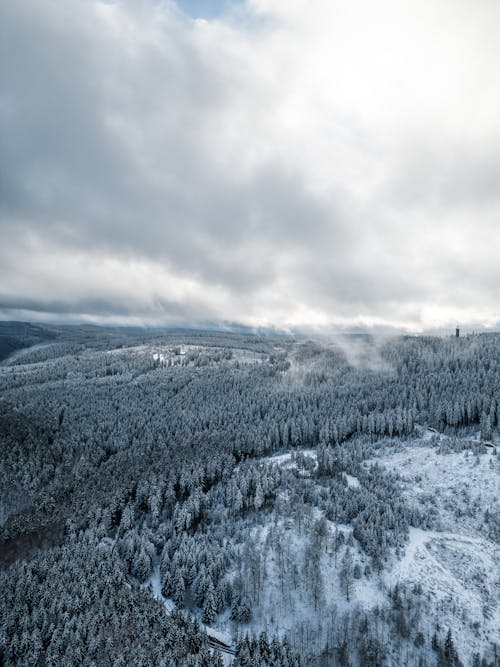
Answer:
0, 321, 58, 362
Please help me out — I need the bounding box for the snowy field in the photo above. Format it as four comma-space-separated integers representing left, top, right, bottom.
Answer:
369, 440, 499, 665
369, 442, 498, 536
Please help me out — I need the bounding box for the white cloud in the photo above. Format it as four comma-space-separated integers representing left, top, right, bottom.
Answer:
0, 0, 499, 331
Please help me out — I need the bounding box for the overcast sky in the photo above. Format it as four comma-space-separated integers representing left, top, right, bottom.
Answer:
1, 0, 499, 332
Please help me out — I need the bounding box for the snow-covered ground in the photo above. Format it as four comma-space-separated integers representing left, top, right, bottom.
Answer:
384, 527, 498, 664
344, 473, 361, 489
254, 437, 499, 664
144, 565, 175, 613
368, 443, 498, 536
195, 498, 392, 662
262, 449, 317, 468
370, 439, 499, 665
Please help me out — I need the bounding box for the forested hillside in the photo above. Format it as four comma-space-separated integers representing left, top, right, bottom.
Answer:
0, 327, 498, 666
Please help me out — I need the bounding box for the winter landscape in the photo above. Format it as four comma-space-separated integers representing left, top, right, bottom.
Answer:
2, 0, 500, 664
0, 323, 498, 665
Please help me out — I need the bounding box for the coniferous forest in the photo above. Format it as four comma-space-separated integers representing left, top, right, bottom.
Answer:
0, 323, 498, 666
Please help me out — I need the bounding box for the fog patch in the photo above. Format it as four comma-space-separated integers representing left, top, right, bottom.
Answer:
333, 335, 395, 373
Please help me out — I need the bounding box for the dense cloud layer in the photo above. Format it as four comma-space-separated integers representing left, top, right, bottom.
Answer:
1, 0, 499, 331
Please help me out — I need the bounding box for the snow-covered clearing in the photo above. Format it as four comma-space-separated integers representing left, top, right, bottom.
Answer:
262, 449, 317, 468
385, 526, 498, 665
344, 473, 360, 489
371, 438, 499, 665
369, 443, 499, 536
219, 517, 385, 655
144, 565, 175, 613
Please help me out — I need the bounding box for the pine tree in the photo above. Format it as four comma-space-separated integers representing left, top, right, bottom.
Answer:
254, 481, 264, 511
340, 548, 354, 601
202, 583, 216, 625
172, 570, 185, 607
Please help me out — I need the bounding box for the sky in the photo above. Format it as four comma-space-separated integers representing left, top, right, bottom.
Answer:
1, 0, 499, 333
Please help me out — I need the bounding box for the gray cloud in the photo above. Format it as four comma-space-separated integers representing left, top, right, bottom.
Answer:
1, 0, 499, 331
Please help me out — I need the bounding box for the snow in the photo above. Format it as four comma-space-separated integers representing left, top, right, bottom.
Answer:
353, 576, 385, 608
254, 436, 498, 664
344, 473, 360, 489
262, 449, 317, 469
142, 564, 234, 661
143, 566, 175, 613
206, 627, 233, 646
265, 452, 363, 491
213, 516, 385, 655
370, 437, 499, 666
141, 433, 498, 665
369, 443, 498, 536
384, 527, 498, 665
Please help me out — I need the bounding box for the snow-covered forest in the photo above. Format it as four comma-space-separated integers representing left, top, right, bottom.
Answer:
0, 324, 498, 666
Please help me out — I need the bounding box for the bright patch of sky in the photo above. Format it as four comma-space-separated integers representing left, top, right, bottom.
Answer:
176, 0, 235, 19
